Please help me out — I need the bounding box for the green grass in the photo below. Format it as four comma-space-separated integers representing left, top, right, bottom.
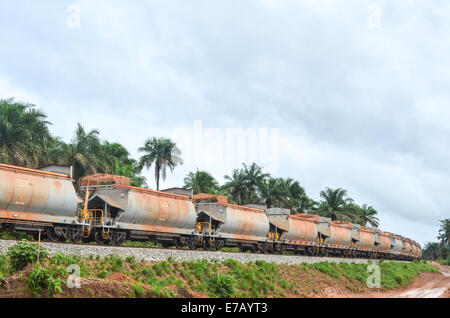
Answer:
308, 260, 439, 289
122, 241, 162, 248
0, 241, 440, 298
438, 258, 450, 266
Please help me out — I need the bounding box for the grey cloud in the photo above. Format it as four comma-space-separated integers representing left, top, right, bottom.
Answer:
0, 0, 449, 245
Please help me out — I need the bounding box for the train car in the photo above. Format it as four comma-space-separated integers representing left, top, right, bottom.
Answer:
83, 175, 197, 246
416, 242, 423, 258
390, 233, 403, 258
266, 208, 319, 254
0, 163, 79, 241
193, 194, 270, 251
375, 231, 392, 258
316, 218, 353, 257
350, 225, 376, 257
401, 237, 413, 260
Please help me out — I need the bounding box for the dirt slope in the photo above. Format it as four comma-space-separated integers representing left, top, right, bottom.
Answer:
331, 262, 450, 298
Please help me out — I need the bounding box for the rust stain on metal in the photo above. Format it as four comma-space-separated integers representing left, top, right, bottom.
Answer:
0, 163, 69, 178
116, 184, 190, 200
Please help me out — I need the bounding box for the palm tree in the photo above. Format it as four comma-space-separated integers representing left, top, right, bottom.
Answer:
241, 162, 269, 203
0, 98, 53, 167
222, 169, 249, 205
138, 137, 183, 190
314, 187, 356, 221
56, 123, 113, 185
184, 169, 219, 194
422, 242, 441, 260
356, 204, 379, 228
258, 177, 287, 208
438, 219, 450, 247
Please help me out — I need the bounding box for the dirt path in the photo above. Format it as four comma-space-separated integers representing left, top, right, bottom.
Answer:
347, 262, 450, 298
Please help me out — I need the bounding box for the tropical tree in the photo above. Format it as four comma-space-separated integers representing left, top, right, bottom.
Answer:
297, 196, 318, 214
222, 169, 249, 205
184, 169, 219, 194
438, 219, 450, 247
138, 137, 183, 190
355, 204, 379, 228
241, 163, 269, 203
422, 242, 441, 260
0, 98, 53, 167
314, 187, 356, 222
113, 160, 147, 188
258, 177, 286, 208
103, 141, 147, 187
55, 123, 114, 185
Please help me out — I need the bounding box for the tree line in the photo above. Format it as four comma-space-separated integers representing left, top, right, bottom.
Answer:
184, 164, 379, 227
422, 219, 450, 261
1, 98, 379, 227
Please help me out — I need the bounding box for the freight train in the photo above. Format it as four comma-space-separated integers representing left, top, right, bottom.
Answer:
0, 163, 422, 261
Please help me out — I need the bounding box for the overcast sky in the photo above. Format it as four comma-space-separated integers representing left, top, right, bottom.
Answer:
1, 0, 449, 246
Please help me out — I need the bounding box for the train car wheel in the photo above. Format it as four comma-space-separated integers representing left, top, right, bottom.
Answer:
188, 237, 197, 250
204, 238, 212, 250
173, 238, 181, 249
114, 232, 126, 245
47, 228, 59, 242
257, 243, 267, 254
214, 239, 224, 250
71, 229, 82, 243
95, 231, 106, 245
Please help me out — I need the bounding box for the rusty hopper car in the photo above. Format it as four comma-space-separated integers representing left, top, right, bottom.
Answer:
85, 182, 197, 246
317, 218, 353, 256
193, 194, 269, 251
0, 163, 79, 239
350, 225, 376, 257
389, 233, 402, 256
401, 237, 412, 258
375, 231, 392, 257
266, 208, 319, 254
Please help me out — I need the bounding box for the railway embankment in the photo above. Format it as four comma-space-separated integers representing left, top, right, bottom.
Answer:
0, 239, 384, 265
0, 240, 444, 298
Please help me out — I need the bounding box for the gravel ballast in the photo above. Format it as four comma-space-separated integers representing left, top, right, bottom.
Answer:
0, 239, 383, 265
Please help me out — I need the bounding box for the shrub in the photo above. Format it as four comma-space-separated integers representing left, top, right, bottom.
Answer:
49, 253, 66, 265
310, 262, 340, 278
108, 254, 123, 272
26, 265, 64, 297
98, 270, 109, 278
208, 273, 236, 298
142, 267, 154, 278
132, 282, 147, 297
125, 256, 136, 263
8, 241, 48, 272
0, 255, 8, 275
0, 231, 34, 241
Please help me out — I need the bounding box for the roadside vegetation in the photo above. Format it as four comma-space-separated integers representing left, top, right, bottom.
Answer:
422, 219, 449, 264
0, 241, 439, 298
